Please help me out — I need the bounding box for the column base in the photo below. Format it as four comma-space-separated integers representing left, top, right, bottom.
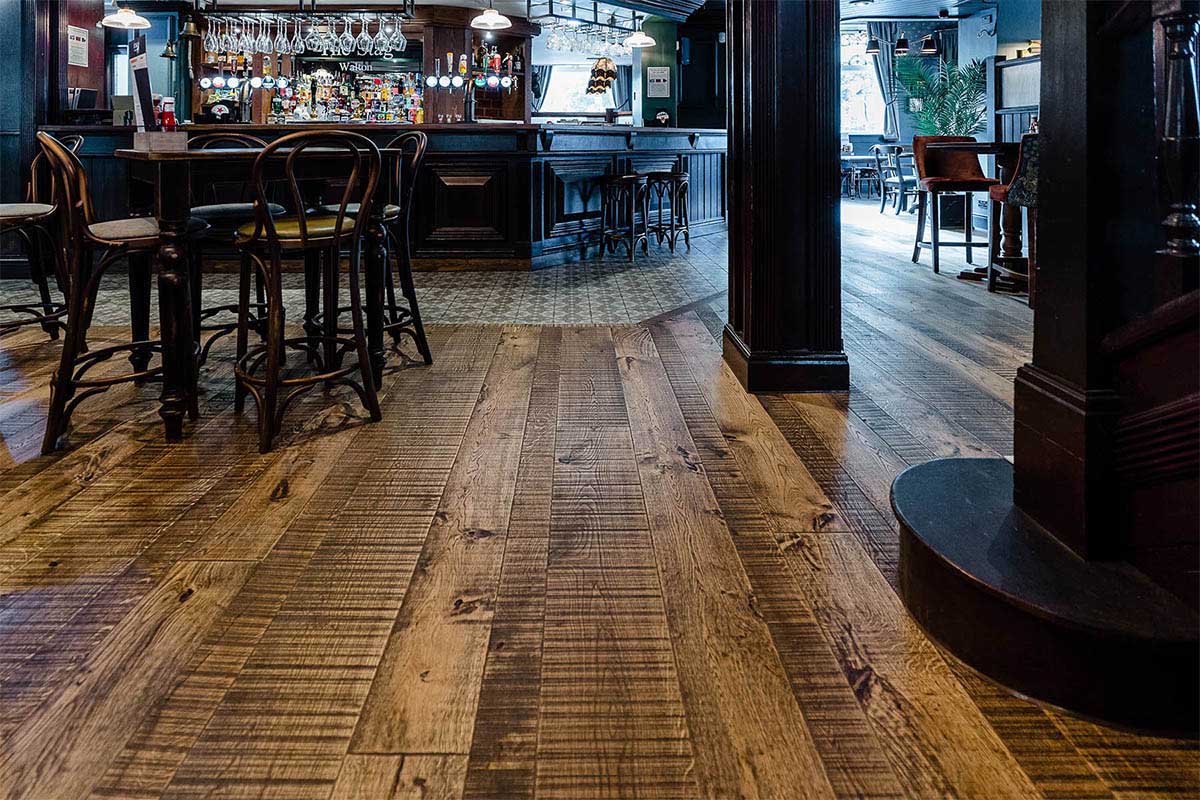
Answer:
722, 326, 849, 392
893, 456, 1199, 735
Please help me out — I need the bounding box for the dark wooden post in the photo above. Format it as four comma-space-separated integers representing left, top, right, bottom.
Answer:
723, 0, 848, 392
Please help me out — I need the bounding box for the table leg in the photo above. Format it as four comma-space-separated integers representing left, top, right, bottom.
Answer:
364, 219, 387, 386
155, 161, 196, 441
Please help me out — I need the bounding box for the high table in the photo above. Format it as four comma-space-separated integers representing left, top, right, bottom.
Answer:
115, 145, 403, 443
925, 140, 1025, 288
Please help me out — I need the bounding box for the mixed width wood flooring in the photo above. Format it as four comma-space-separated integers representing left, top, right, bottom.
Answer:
2, 214, 1198, 798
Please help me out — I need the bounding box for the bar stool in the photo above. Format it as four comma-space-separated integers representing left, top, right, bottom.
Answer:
911, 135, 998, 273
316, 131, 432, 366
35, 132, 210, 453
599, 173, 648, 261
186, 132, 287, 365
233, 130, 382, 453
645, 170, 690, 253
988, 132, 1039, 306
0, 134, 81, 340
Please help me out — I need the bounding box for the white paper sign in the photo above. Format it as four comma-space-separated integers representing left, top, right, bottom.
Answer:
68, 25, 89, 68
647, 66, 670, 99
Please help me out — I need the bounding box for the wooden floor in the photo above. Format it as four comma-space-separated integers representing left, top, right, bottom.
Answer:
1, 213, 1197, 798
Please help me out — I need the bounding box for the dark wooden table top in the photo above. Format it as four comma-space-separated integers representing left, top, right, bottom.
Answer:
114, 146, 407, 161
925, 141, 1019, 155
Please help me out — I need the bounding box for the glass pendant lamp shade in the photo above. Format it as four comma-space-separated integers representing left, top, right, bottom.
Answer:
471, 6, 512, 31
101, 6, 151, 30
624, 29, 655, 48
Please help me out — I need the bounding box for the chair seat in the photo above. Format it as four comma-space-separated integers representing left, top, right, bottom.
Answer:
884, 176, 917, 187
87, 215, 209, 246
317, 202, 401, 221
192, 201, 286, 223
236, 215, 356, 243
920, 176, 999, 193
0, 203, 55, 223
989, 183, 1011, 202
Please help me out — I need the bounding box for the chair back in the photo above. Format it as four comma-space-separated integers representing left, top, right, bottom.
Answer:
26, 134, 82, 206
384, 131, 427, 223
189, 132, 268, 207
870, 144, 895, 179
246, 129, 380, 248
1006, 133, 1039, 208
912, 135, 987, 181
36, 131, 97, 249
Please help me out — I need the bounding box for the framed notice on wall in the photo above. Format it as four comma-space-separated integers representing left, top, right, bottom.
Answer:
647, 66, 670, 99
67, 25, 89, 68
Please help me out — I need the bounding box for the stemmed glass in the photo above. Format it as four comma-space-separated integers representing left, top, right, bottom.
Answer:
256, 19, 272, 54
218, 18, 234, 53
372, 18, 391, 56
338, 19, 356, 56
356, 16, 374, 56
291, 18, 306, 54
389, 16, 408, 53
274, 18, 290, 55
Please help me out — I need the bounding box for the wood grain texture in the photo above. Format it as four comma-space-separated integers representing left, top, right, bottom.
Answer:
0, 298, 1194, 800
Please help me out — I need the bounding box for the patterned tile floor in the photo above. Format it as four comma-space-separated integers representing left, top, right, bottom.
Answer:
0, 230, 728, 328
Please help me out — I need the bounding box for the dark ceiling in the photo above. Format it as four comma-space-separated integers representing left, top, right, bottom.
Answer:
840, 0, 994, 23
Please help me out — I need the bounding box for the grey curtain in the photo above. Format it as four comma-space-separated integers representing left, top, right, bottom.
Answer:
868, 22, 901, 142
611, 64, 633, 111
531, 65, 553, 113
938, 29, 958, 66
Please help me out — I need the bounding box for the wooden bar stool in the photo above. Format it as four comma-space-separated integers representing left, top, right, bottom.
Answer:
911, 135, 998, 273
645, 170, 690, 253
233, 130, 382, 453
36, 132, 210, 453
599, 173, 648, 261
988, 133, 1039, 307
0, 134, 81, 341
316, 131, 432, 366
186, 132, 286, 365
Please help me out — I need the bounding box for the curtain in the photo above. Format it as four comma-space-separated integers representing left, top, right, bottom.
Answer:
531, 65, 553, 113
938, 29, 959, 66
610, 64, 633, 111
868, 22, 901, 142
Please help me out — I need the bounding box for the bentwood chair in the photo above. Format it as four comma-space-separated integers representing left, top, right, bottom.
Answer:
36, 131, 210, 453
187, 132, 287, 365
988, 132, 1039, 306
871, 145, 918, 215
599, 173, 649, 261
911, 135, 998, 273
0, 134, 82, 340
234, 130, 382, 453
317, 131, 432, 365
645, 168, 690, 253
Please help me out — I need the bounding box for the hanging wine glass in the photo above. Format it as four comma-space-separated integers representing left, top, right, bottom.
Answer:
203, 20, 218, 55
305, 18, 323, 52
339, 18, 356, 56
372, 16, 390, 56
274, 18, 290, 55
257, 19, 272, 54
356, 15, 373, 56
218, 18, 234, 53
390, 16, 407, 53
292, 18, 306, 55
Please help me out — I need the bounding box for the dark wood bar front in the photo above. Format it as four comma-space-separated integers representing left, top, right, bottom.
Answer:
39, 123, 727, 270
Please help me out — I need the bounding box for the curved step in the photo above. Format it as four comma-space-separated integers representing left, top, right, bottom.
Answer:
892, 457, 1199, 734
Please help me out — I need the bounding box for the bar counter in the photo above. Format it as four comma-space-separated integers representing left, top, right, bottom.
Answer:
39, 123, 727, 270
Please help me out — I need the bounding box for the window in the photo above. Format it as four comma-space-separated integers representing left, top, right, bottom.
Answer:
539, 64, 615, 114
840, 36, 884, 135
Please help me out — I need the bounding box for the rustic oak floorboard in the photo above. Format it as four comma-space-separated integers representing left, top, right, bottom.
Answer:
535, 326, 699, 800
352, 326, 539, 755
330, 754, 469, 800
616, 325, 840, 800
462, 328, 560, 800
648, 319, 905, 800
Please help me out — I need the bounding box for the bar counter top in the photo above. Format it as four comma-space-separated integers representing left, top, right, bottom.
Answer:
39, 122, 726, 269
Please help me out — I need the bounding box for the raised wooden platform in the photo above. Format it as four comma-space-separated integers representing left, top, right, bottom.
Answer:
894, 457, 1199, 734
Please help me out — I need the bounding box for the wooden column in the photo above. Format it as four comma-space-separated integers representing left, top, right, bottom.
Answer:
723, 0, 848, 392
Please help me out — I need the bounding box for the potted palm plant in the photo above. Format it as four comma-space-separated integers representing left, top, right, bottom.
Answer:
896, 58, 987, 227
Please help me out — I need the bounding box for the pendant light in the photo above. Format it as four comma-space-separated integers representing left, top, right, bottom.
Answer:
101, 5, 151, 30
865, 37, 880, 55
893, 33, 909, 56
471, 2, 512, 31
624, 16, 655, 49
919, 34, 938, 55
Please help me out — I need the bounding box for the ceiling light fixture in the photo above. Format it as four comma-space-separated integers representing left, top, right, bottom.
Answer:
865, 37, 880, 55
471, 3, 512, 31
893, 33, 910, 56
920, 34, 937, 55
101, 6, 151, 30
623, 16, 655, 48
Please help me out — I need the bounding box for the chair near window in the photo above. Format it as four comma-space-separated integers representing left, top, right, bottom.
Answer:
233, 130, 382, 453
871, 144, 918, 215
0, 134, 82, 340
988, 133, 1039, 306
910, 135, 998, 274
